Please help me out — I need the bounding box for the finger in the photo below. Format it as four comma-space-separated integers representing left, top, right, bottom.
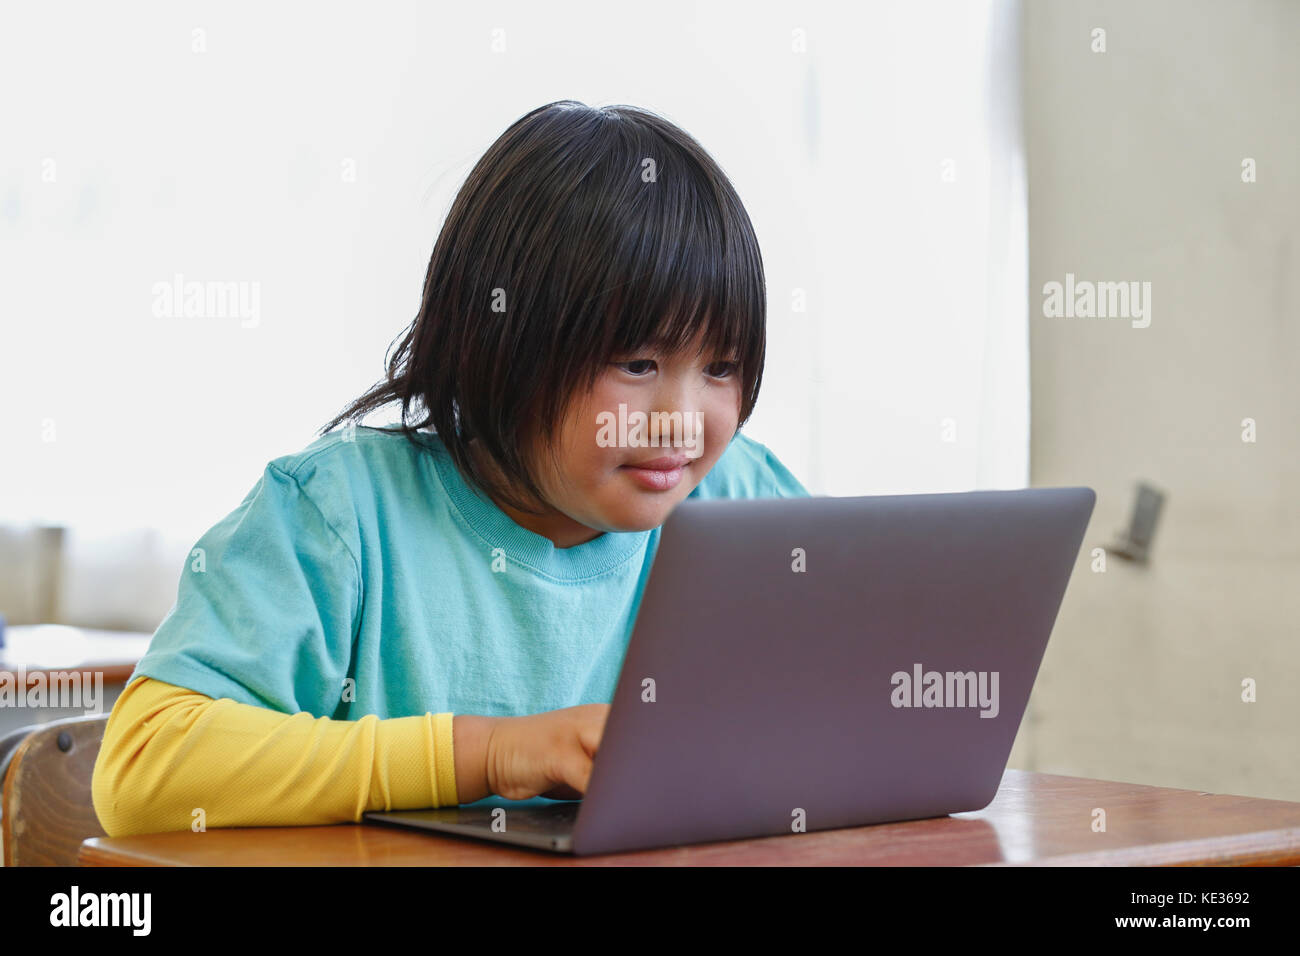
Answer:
577, 706, 611, 757
561, 752, 595, 795
541, 783, 582, 800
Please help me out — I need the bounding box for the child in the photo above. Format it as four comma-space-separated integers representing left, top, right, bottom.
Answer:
91, 100, 808, 837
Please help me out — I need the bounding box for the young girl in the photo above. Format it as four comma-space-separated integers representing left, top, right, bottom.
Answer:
91, 100, 808, 836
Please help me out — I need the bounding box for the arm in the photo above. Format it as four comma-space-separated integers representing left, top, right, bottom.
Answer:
91, 676, 495, 837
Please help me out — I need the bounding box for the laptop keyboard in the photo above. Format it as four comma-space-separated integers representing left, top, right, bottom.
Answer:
479, 801, 581, 833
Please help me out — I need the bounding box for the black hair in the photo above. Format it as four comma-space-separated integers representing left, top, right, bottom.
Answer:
321, 99, 768, 515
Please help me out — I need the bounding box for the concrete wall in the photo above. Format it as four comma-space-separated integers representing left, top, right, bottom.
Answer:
1007, 0, 1299, 799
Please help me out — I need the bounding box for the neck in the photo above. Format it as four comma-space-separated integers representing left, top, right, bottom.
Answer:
465, 439, 603, 549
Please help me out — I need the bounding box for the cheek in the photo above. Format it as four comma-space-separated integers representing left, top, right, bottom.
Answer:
583, 378, 637, 438
562, 388, 624, 468
586, 377, 630, 415
701, 390, 741, 446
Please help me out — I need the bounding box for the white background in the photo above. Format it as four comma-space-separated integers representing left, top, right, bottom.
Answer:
1, 1, 1026, 585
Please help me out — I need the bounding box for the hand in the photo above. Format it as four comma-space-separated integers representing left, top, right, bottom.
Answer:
485, 703, 611, 801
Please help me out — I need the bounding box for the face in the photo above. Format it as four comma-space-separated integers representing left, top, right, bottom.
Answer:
469, 330, 744, 548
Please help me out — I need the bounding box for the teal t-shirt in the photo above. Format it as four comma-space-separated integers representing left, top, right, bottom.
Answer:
130, 424, 809, 721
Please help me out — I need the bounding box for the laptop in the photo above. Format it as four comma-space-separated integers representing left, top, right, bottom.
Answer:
365, 486, 1095, 855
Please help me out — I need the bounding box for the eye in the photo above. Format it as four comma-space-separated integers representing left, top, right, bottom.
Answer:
614, 359, 657, 376
705, 361, 739, 379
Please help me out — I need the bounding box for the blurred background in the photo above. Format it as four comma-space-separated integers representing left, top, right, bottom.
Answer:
1, 0, 1296, 799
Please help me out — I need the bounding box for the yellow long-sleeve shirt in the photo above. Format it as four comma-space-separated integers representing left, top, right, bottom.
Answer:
91, 676, 459, 837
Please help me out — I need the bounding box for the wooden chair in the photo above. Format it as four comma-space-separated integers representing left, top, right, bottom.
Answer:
0, 714, 108, 866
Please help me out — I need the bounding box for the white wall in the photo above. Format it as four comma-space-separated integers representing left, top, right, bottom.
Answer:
1011, 0, 1300, 800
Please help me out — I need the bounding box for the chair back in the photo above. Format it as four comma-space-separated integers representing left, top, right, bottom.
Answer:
0, 714, 109, 866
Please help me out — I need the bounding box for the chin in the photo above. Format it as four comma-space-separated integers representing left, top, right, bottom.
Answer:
600, 501, 681, 533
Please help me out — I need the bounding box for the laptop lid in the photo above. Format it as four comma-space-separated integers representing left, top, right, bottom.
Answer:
569, 486, 1095, 855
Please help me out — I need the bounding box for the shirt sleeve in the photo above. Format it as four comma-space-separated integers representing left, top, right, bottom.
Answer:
689, 431, 811, 500
91, 676, 459, 837
756, 439, 810, 498
131, 462, 360, 716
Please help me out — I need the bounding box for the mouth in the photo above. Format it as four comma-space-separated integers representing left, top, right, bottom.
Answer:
619, 454, 691, 491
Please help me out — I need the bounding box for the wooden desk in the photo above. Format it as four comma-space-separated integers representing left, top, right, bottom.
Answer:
78, 770, 1300, 866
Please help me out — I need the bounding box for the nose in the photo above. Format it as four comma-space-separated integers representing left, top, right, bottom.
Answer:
647, 383, 705, 454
